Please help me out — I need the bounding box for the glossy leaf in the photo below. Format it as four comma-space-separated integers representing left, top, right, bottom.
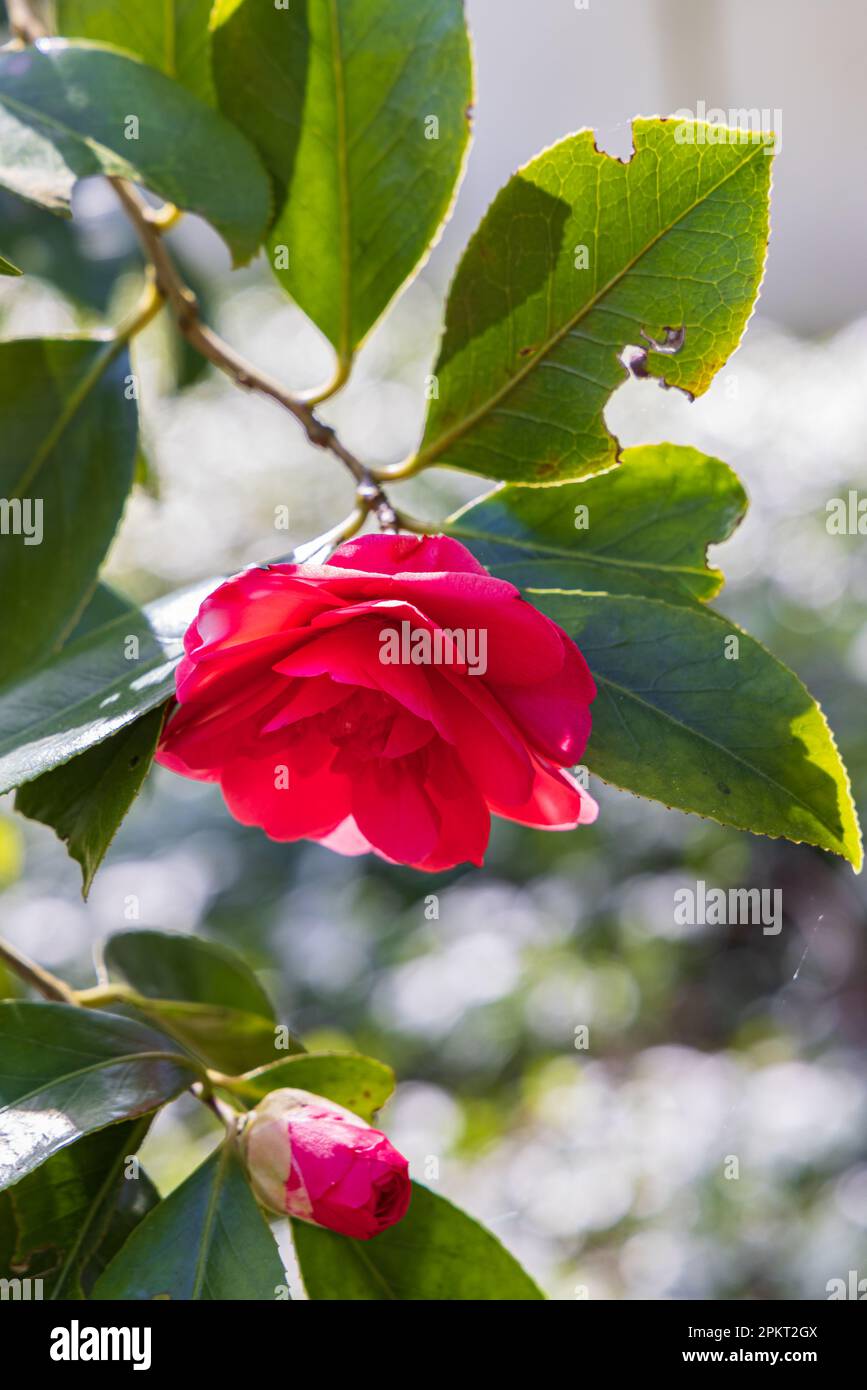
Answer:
15, 706, 165, 897
0, 251, 21, 274
0, 1002, 195, 1188
0, 578, 215, 796
94, 1140, 287, 1300
237, 1052, 395, 1123
450, 444, 747, 604
0, 42, 270, 264
416, 119, 774, 483
57, 0, 215, 104
9, 1117, 157, 1298
211, 0, 473, 360
293, 1183, 544, 1300
535, 591, 863, 868
0, 518, 362, 795
0, 337, 138, 682
104, 929, 275, 1019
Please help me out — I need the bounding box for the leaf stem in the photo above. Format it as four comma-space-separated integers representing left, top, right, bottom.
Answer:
7, 0, 48, 42
301, 352, 353, 407
0, 936, 78, 1003
109, 177, 402, 531
74, 982, 140, 1008
114, 271, 165, 345
205, 1069, 263, 1102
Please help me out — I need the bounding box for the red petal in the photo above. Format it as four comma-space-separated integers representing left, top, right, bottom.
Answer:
328, 533, 490, 577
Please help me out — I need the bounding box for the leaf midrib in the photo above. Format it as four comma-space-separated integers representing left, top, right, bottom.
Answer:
327, 0, 352, 364
50, 1115, 150, 1299
191, 1144, 233, 1300
417, 137, 769, 468
0, 1048, 191, 1115
446, 521, 714, 581
339, 1233, 400, 1299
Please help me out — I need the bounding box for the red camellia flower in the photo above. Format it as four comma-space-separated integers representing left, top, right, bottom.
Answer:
241, 1088, 411, 1240
156, 533, 597, 870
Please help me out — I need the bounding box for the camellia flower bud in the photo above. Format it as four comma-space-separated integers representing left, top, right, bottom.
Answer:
241, 1088, 411, 1240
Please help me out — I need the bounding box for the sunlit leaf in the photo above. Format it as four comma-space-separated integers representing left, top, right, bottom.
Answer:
212, 0, 472, 359
237, 1052, 395, 1123
416, 119, 774, 483
57, 0, 215, 103
450, 444, 747, 604
535, 591, 863, 868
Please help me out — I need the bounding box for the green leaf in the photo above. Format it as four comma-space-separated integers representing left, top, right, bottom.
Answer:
57, 0, 215, 104
211, 0, 473, 360
0, 41, 270, 265
415, 119, 774, 484
15, 706, 165, 897
103, 928, 282, 1074
0, 1002, 195, 1188
133, 441, 160, 498
534, 591, 863, 868
103, 929, 275, 1019
118, 1000, 284, 1075
449, 444, 747, 604
68, 581, 137, 640
0, 337, 138, 682
237, 1052, 395, 1123
0, 251, 22, 274
0, 577, 214, 796
77, 1165, 161, 1294
9, 1117, 156, 1298
93, 1139, 287, 1299
293, 1183, 544, 1300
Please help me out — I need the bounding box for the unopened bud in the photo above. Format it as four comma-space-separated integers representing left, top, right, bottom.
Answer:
241, 1088, 411, 1240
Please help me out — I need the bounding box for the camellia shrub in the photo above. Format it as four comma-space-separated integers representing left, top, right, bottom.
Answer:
0, 0, 860, 1302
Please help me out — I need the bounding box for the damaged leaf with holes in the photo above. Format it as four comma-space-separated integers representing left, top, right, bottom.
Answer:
414, 119, 774, 484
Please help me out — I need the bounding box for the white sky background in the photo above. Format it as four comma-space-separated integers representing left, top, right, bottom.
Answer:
437, 0, 866, 335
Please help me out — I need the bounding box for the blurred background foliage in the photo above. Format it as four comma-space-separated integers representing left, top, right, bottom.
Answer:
1, 0, 866, 1299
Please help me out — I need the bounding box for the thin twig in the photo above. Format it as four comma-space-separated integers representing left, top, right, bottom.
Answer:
7, 0, 48, 41
110, 178, 400, 529
0, 937, 78, 1003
